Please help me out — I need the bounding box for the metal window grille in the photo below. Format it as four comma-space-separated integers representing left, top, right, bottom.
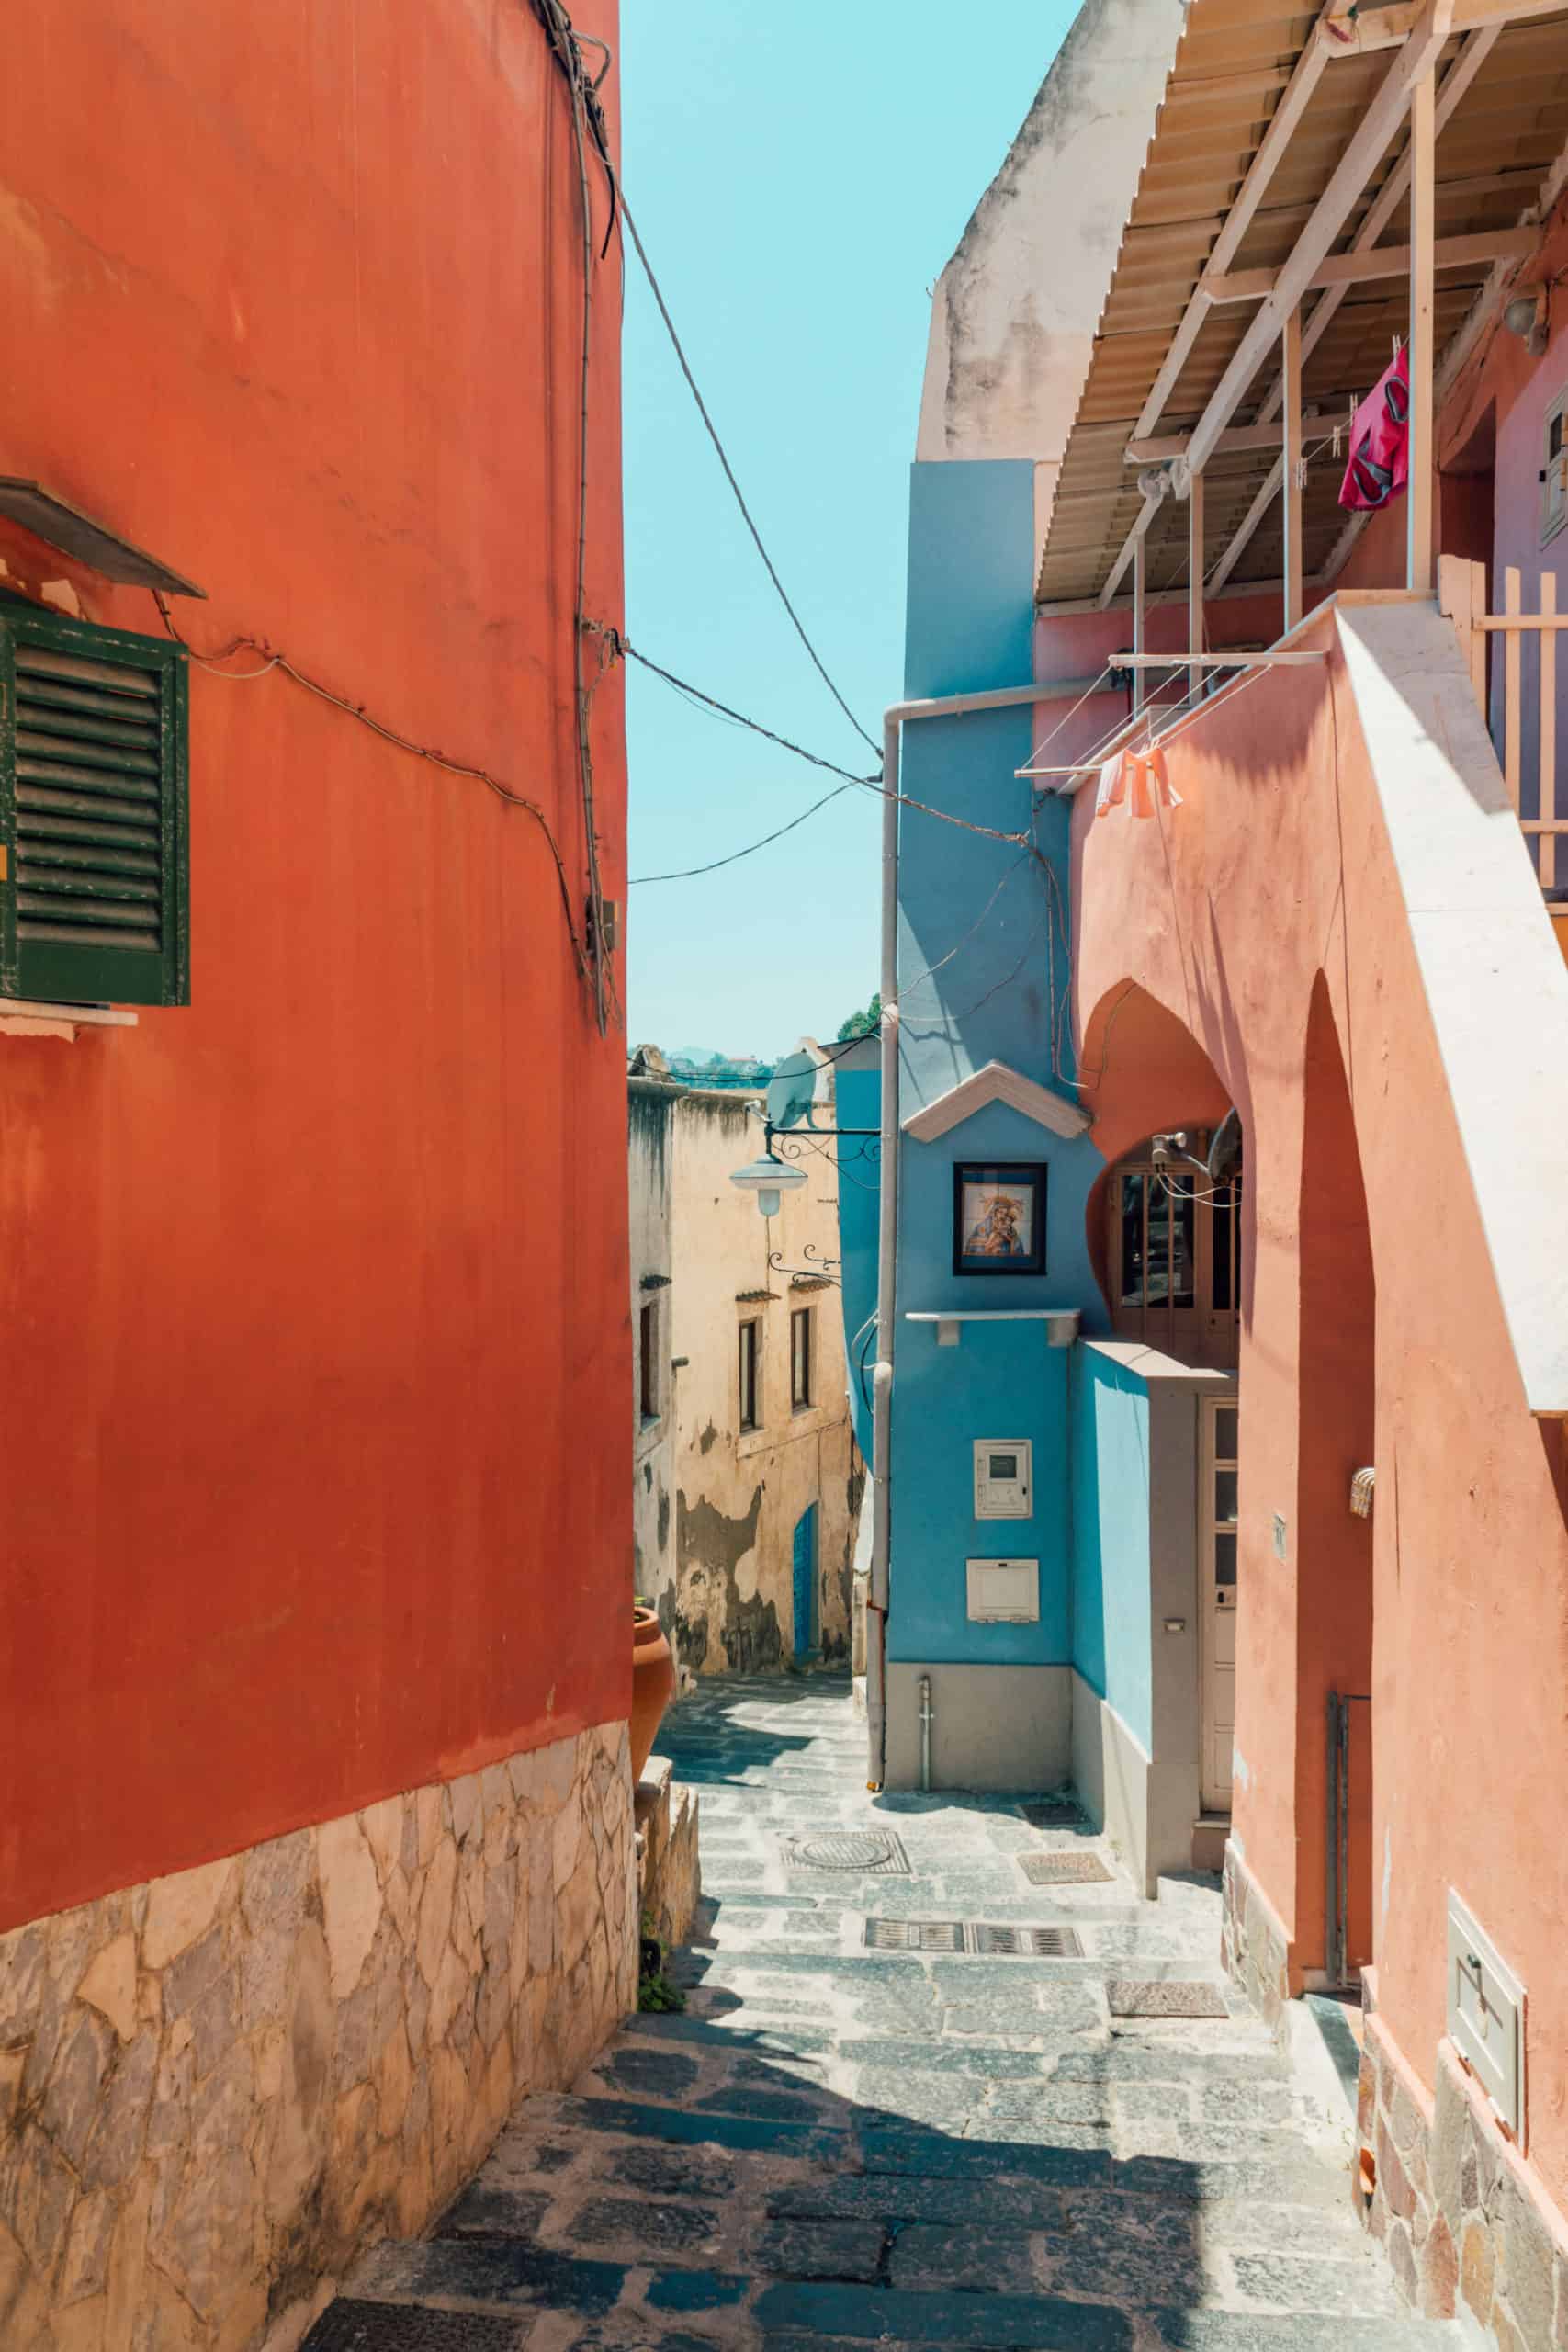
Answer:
790, 1306, 813, 1409
739, 1317, 761, 1430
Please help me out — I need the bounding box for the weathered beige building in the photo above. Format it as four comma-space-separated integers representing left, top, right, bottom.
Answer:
628, 1046, 860, 1682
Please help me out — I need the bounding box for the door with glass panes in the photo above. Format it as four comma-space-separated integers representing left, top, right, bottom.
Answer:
1200, 1390, 1239, 1814
1109, 1139, 1241, 1372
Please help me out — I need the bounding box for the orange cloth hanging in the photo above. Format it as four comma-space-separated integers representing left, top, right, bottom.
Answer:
1146, 744, 1182, 810
1096, 743, 1184, 820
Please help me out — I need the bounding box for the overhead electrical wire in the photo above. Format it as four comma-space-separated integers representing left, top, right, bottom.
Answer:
618, 198, 878, 760
630, 784, 860, 884
604, 630, 1049, 876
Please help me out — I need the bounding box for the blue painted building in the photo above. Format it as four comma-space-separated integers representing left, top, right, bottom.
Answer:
833, 446, 1234, 1888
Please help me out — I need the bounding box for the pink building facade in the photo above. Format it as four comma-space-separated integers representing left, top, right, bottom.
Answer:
902, 4, 1568, 2339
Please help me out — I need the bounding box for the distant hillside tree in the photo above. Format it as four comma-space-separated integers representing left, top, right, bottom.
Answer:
836, 992, 881, 1043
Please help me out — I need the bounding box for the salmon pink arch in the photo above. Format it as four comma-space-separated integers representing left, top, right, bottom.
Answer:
1068, 600, 1568, 2222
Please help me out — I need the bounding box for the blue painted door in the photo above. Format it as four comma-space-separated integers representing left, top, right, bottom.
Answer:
792, 1505, 818, 1660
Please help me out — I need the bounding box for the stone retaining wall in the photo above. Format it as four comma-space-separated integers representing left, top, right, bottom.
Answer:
1356, 1980, 1568, 2347
635, 1757, 700, 1954
1219, 1840, 1292, 2044
0, 1718, 637, 2350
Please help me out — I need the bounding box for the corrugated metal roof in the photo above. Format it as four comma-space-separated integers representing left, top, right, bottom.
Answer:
1036, 2, 1568, 608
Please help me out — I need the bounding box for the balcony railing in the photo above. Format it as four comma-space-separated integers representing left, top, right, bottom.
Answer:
1439, 555, 1567, 926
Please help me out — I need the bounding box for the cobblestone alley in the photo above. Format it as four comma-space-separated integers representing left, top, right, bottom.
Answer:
305, 1678, 1459, 2352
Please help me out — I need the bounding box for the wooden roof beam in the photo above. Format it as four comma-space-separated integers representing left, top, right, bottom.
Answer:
1320, 0, 1568, 51
1171, 2, 1457, 503
1125, 409, 1346, 464
1206, 23, 1498, 593
1097, 2, 1348, 608
1202, 222, 1538, 300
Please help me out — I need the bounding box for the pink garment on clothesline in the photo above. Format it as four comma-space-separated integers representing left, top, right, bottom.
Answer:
1338, 346, 1409, 513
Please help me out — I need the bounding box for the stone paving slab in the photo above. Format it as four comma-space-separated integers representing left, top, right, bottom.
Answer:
307, 1677, 1460, 2352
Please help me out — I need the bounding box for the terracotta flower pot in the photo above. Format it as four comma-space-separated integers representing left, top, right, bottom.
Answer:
631, 1605, 675, 1786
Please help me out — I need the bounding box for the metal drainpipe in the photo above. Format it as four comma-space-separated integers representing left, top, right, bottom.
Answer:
919, 1674, 933, 1792
865, 680, 1052, 1792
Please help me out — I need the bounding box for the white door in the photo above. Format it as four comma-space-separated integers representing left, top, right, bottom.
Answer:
1200, 1391, 1239, 1814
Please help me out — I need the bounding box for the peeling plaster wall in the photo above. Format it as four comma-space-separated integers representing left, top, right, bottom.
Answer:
628, 1080, 678, 1621
666, 1088, 858, 1682
915, 0, 1183, 507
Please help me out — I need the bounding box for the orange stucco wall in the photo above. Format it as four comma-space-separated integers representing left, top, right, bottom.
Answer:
0, 0, 628, 1933
1071, 605, 1568, 2215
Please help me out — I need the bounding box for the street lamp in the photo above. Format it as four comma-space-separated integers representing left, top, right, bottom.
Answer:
728, 1152, 807, 1221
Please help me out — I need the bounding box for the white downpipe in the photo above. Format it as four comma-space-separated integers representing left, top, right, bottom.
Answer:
865, 679, 1047, 1790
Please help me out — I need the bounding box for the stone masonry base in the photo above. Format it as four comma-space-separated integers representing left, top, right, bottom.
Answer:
1220, 1839, 1292, 2044
0, 1718, 637, 2351
634, 1756, 701, 1955
1356, 1972, 1568, 2348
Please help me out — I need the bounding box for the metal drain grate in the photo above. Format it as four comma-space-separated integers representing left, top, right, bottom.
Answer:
300, 2302, 531, 2350
781, 1830, 910, 1875
1020, 1798, 1085, 1828
1017, 1852, 1114, 1884
1108, 1979, 1230, 2018
863, 1917, 1083, 1958
970, 1923, 1082, 1957
864, 1917, 965, 1952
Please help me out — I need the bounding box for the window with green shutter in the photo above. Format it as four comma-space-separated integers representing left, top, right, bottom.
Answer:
0, 600, 188, 1007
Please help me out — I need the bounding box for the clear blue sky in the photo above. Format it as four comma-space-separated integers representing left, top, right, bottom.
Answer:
621, 1, 1074, 1059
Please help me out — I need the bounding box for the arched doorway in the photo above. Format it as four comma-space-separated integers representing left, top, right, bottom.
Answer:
1106, 1128, 1243, 1372
1297, 979, 1376, 1986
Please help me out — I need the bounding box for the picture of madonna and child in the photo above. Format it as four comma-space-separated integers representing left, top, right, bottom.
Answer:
964, 1188, 1031, 1258
956, 1168, 1043, 1267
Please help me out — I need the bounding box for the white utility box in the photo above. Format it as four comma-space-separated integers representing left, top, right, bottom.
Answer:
974, 1440, 1032, 1520
1447, 1889, 1525, 2140
966, 1557, 1039, 1623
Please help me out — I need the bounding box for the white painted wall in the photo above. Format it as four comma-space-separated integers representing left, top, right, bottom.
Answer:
915, 0, 1183, 560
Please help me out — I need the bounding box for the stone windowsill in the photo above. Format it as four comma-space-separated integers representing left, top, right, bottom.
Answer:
0, 1000, 140, 1042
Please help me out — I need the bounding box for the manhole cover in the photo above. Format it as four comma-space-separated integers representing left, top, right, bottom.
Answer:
781, 1830, 910, 1875
1108, 1979, 1230, 2018
301, 2302, 530, 2350
1020, 1798, 1085, 1828
863, 1917, 1083, 1958
1017, 1852, 1113, 1884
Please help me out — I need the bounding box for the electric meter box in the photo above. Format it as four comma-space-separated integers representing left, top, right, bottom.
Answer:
974, 1440, 1032, 1521
966, 1557, 1040, 1623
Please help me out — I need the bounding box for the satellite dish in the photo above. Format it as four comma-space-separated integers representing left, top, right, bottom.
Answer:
1207, 1107, 1243, 1183
766, 1048, 819, 1133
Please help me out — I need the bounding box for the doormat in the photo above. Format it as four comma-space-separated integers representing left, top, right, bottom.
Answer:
300, 2301, 531, 2349
1016, 1852, 1114, 1884
780, 1830, 911, 1875
1107, 1979, 1231, 2018
1019, 1797, 1085, 1828
863, 1917, 1083, 1958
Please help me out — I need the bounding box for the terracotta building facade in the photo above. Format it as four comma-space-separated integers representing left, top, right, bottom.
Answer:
0, 4, 636, 2344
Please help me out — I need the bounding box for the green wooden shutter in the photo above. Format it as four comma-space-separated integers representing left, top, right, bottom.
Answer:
0, 601, 188, 1007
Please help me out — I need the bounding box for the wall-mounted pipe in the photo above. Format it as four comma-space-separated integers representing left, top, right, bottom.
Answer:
865, 680, 1057, 1791
919, 1673, 933, 1792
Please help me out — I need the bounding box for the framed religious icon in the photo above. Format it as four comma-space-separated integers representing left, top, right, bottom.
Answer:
953, 1161, 1048, 1277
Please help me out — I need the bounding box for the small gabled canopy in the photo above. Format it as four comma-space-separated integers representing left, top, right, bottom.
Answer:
902, 1060, 1091, 1144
